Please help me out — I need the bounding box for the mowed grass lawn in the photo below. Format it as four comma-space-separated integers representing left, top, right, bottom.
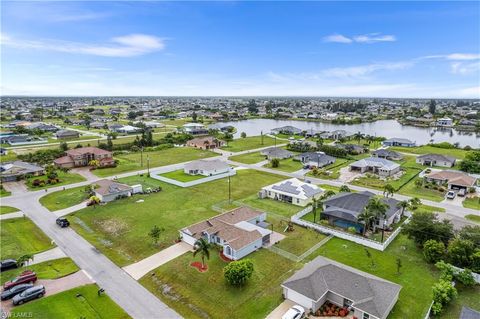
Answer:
390, 145, 471, 159
1, 218, 54, 259
10, 284, 131, 319
351, 166, 421, 192
158, 169, 206, 182
438, 285, 480, 318
264, 158, 303, 172
0, 258, 78, 285
0, 206, 19, 214
25, 170, 86, 190
140, 249, 297, 319
221, 135, 278, 152
465, 214, 480, 223
305, 234, 438, 319
463, 197, 480, 210
68, 169, 288, 266
399, 177, 445, 202
229, 151, 266, 164
40, 185, 89, 211
93, 147, 218, 177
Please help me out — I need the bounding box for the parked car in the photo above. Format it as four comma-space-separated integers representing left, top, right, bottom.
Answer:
282, 305, 305, 319
3, 271, 37, 290
0, 259, 18, 272
56, 217, 70, 228
1, 283, 34, 300
446, 191, 456, 199
457, 188, 466, 197
12, 285, 45, 306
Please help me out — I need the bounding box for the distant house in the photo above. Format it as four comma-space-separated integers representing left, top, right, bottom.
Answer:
371, 149, 403, 161
1, 135, 47, 146
0, 161, 45, 182
93, 179, 135, 202
336, 144, 366, 155
416, 154, 456, 168
281, 256, 401, 319
186, 136, 225, 149
89, 122, 106, 129
55, 129, 80, 139
180, 207, 272, 260
54, 147, 114, 169
260, 147, 293, 160
259, 178, 323, 206
112, 125, 142, 134
382, 138, 416, 147
26, 123, 58, 132
436, 117, 453, 127
184, 159, 233, 176
271, 126, 303, 135
322, 191, 402, 233
424, 170, 477, 191
295, 152, 336, 168
181, 123, 209, 136
328, 130, 354, 140
349, 157, 401, 177
135, 121, 165, 128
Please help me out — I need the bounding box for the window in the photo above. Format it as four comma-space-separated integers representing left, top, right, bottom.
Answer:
297, 199, 300, 203
363, 313, 370, 319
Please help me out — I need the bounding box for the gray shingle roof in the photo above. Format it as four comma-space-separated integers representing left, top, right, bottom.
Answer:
184, 159, 230, 172
460, 306, 480, 319
350, 157, 400, 170
417, 153, 456, 163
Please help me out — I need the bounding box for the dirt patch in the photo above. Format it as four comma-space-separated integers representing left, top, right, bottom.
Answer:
94, 219, 128, 237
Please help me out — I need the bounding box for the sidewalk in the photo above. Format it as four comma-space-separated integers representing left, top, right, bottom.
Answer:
31, 247, 67, 265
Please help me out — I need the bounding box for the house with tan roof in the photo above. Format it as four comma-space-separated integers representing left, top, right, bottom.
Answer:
54, 147, 114, 169
179, 207, 272, 260
93, 179, 136, 202
186, 136, 225, 150
184, 159, 233, 176
424, 170, 477, 191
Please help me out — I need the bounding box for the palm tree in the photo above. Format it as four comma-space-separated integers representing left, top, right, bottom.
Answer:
321, 190, 336, 200
354, 131, 364, 144
357, 209, 375, 236
409, 197, 422, 210
310, 198, 324, 223
365, 197, 389, 241
383, 184, 395, 198
193, 238, 211, 269
397, 200, 409, 217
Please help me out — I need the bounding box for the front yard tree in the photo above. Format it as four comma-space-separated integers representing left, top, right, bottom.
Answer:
193, 238, 211, 269
403, 211, 454, 246
148, 225, 164, 245
339, 185, 351, 192
423, 239, 445, 263
17, 254, 34, 269
409, 197, 422, 210
396, 258, 402, 274
270, 158, 280, 168
240, 132, 247, 138
383, 184, 395, 198
447, 238, 476, 269
223, 259, 254, 286
396, 200, 409, 217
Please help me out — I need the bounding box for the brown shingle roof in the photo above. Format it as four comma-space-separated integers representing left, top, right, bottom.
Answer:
94, 179, 132, 196
427, 171, 477, 187
66, 147, 112, 157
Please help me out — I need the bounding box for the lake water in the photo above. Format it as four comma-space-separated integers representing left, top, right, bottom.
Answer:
215, 119, 480, 148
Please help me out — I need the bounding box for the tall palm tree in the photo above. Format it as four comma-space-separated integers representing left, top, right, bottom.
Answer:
397, 200, 409, 217
357, 209, 375, 236
383, 184, 395, 198
321, 190, 336, 200
193, 238, 211, 269
365, 197, 388, 229
354, 131, 364, 144
310, 198, 324, 223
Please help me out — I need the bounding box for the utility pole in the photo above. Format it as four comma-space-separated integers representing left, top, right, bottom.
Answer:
147, 155, 150, 175
140, 147, 144, 167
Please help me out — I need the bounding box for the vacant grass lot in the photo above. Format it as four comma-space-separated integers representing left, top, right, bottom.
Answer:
0, 206, 19, 214
263, 158, 303, 173
40, 185, 89, 211
25, 170, 86, 190
158, 169, 206, 182
9, 284, 131, 319
351, 167, 421, 191
463, 197, 480, 210
1, 218, 54, 259
229, 151, 265, 164
221, 136, 278, 152
68, 170, 288, 266
140, 249, 296, 319
93, 147, 218, 177
390, 145, 471, 159
0, 258, 78, 285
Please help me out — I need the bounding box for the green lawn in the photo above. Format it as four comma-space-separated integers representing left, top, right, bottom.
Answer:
0, 150, 18, 162
0, 258, 79, 285
438, 284, 480, 318
0, 186, 11, 197
1, 218, 54, 259
25, 170, 86, 190
0, 205, 19, 214
140, 249, 296, 319
390, 145, 471, 159
264, 158, 303, 173
93, 147, 218, 177
307, 158, 351, 180
351, 166, 421, 192
158, 169, 206, 182
39, 185, 89, 211
237, 195, 302, 218
463, 197, 480, 210
229, 151, 266, 164
399, 177, 445, 202
9, 284, 131, 319
221, 135, 278, 152
305, 235, 439, 319
68, 169, 288, 266
413, 204, 446, 214
465, 214, 480, 223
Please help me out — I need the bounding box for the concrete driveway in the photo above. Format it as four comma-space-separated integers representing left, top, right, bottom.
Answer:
70, 167, 98, 182
123, 242, 192, 280
30, 247, 67, 265
2, 181, 27, 195
265, 299, 296, 319
338, 167, 360, 183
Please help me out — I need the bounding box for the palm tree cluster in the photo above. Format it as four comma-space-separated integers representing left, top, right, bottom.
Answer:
357, 197, 389, 236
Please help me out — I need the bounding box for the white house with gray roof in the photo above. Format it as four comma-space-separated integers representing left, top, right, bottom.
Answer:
259, 178, 323, 206
294, 152, 336, 168
416, 153, 456, 168
382, 138, 416, 147
282, 256, 401, 319
349, 157, 400, 177
184, 159, 233, 177
260, 147, 293, 160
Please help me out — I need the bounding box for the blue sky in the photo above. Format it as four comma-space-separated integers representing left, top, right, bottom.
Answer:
1, 1, 479, 97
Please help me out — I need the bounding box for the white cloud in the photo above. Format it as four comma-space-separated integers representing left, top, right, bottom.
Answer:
321, 62, 412, 78
1, 33, 166, 57
323, 34, 352, 43
451, 61, 480, 75
446, 53, 480, 61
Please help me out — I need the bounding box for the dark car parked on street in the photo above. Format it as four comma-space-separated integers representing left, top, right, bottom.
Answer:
12, 285, 45, 306
0, 259, 18, 272
1, 283, 34, 300
3, 271, 37, 290
56, 217, 70, 228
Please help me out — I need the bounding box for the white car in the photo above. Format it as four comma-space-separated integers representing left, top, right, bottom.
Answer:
446, 191, 456, 199
282, 305, 305, 319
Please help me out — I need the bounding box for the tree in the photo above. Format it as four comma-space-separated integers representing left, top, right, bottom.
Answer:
397, 200, 409, 217
429, 99, 437, 115
435, 261, 455, 281
364, 248, 375, 268
89, 195, 100, 207
353, 131, 364, 144
431, 280, 457, 315
311, 198, 323, 223
447, 238, 476, 269
17, 254, 34, 269
89, 159, 100, 168
321, 190, 336, 199
193, 238, 211, 269
455, 269, 476, 286
148, 225, 163, 245
409, 197, 421, 210
383, 184, 395, 198
403, 211, 454, 246
458, 225, 480, 248
358, 209, 376, 236
223, 259, 254, 286
60, 142, 68, 152
365, 197, 388, 231
270, 158, 280, 168
459, 151, 480, 174
224, 132, 233, 141
396, 258, 402, 274
423, 239, 445, 263
240, 132, 247, 138
339, 185, 351, 192
192, 112, 198, 122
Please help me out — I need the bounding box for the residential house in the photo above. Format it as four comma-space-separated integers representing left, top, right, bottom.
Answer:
371, 149, 403, 161
382, 138, 416, 147
281, 256, 401, 319
271, 126, 303, 135
186, 136, 225, 149
112, 125, 142, 134
322, 191, 402, 233
336, 144, 366, 155
295, 152, 336, 168
424, 170, 477, 191
184, 159, 233, 176
55, 129, 80, 139
0, 161, 45, 182
89, 122, 106, 129
180, 207, 272, 260
416, 154, 456, 168
260, 147, 293, 160
1, 135, 47, 146
93, 179, 136, 202
259, 178, 323, 206
437, 117, 453, 127
181, 123, 209, 136
349, 157, 401, 177
26, 123, 58, 132
328, 130, 354, 140
54, 147, 114, 169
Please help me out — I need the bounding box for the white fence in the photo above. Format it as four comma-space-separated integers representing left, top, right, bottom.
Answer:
423, 301, 434, 319
452, 265, 480, 284
150, 170, 236, 188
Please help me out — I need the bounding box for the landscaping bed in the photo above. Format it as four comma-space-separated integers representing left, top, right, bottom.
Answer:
26, 170, 86, 190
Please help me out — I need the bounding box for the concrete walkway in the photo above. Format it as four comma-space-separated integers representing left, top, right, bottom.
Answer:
31, 247, 67, 265
265, 300, 295, 319
123, 242, 192, 280
0, 212, 24, 220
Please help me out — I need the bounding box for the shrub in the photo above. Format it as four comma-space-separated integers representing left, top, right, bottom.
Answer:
347, 227, 357, 234
431, 280, 458, 315
224, 259, 254, 286
456, 269, 476, 286
423, 240, 445, 263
